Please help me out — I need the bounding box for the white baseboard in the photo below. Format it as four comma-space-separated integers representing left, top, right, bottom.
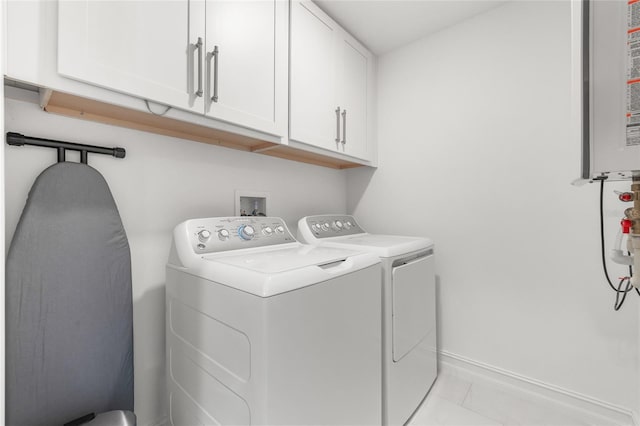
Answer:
148, 354, 637, 426
439, 350, 635, 426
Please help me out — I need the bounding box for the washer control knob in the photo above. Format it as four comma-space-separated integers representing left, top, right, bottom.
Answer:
275, 225, 285, 234
198, 229, 212, 242
217, 229, 230, 241
332, 220, 344, 231
262, 226, 273, 236
312, 224, 320, 232
321, 222, 330, 231
238, 225, 255, 240
344, 221, 352, 229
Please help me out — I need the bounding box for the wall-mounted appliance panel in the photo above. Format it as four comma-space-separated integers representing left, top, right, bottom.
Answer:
574, 0, 640, 180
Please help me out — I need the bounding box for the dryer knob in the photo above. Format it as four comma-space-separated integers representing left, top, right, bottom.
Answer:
262, 226, 274, 236
239, 225, 255, 240
218, 229, 230, 241
198, 229, 212, 242
332, 220, 344, 231
275, 225, 285, 234
321, 222, 330, 231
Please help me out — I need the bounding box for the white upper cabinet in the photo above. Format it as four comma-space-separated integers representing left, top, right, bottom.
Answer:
58, 0, 287, 137
203, 1, 287, 136
339, 39, 369, 161
289, 1, 338, 152
58, 1, 197, 111
289, 0, 374, 162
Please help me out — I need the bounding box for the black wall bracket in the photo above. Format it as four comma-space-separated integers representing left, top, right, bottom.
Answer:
6, 132, 126, 164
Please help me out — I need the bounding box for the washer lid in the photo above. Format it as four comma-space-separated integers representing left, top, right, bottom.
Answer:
209, 245, 361, 273
187, 244, 380, 297
318, 234, 433, 258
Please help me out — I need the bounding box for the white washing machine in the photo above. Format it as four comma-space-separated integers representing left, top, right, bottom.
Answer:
298, 215, 437, 426
166, 216, 382, 425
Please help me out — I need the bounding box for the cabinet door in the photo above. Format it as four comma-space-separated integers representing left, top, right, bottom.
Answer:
338, 35, 371, 160
58, 1, 201, 111
289, 0, 339, 151
204, 0, 287, 137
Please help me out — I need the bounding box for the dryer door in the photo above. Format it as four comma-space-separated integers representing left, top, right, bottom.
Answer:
391, 253, 435, 362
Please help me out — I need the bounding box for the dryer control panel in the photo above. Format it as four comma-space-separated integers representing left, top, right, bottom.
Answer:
185, 217, 296, 254
301, 215, 365, 239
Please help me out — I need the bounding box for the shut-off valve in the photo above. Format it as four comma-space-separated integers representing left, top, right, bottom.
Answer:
612, 179, 640, 287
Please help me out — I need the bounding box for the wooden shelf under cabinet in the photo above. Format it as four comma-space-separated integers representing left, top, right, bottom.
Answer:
41, 91, 365, 170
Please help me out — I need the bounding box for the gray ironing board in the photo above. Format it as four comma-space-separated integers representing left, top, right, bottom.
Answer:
6, 162, 134, 426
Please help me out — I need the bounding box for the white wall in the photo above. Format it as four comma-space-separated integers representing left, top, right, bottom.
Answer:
348, 0, 639, 413
4, 94, 348, 426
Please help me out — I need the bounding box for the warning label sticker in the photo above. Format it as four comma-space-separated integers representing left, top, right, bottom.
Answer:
627, 0, 640, 145
628, 123, 640, 146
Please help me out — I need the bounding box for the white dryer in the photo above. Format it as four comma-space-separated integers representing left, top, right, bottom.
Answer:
298, 215, 437, 426
166, 216, 382, 425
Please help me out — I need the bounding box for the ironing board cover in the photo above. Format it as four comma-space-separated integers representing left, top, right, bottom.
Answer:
6, 162, 134, 425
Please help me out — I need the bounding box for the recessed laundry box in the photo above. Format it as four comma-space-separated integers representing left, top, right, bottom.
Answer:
166, 216, 382, 425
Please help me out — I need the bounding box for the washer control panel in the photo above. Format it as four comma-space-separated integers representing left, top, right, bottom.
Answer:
304, 215, 365, 239
187, 217, 295, 254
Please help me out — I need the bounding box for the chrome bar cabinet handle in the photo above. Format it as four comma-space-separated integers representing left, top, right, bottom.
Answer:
212, 45, 219, 103
194, 37, 203, 97
335, 107, 341, 143
341, 110, 347, 145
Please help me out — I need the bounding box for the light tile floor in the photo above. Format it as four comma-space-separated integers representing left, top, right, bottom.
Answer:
408, 373, 630, 426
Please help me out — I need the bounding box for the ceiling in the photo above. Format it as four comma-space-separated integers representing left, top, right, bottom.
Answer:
313, 0, 509, 55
